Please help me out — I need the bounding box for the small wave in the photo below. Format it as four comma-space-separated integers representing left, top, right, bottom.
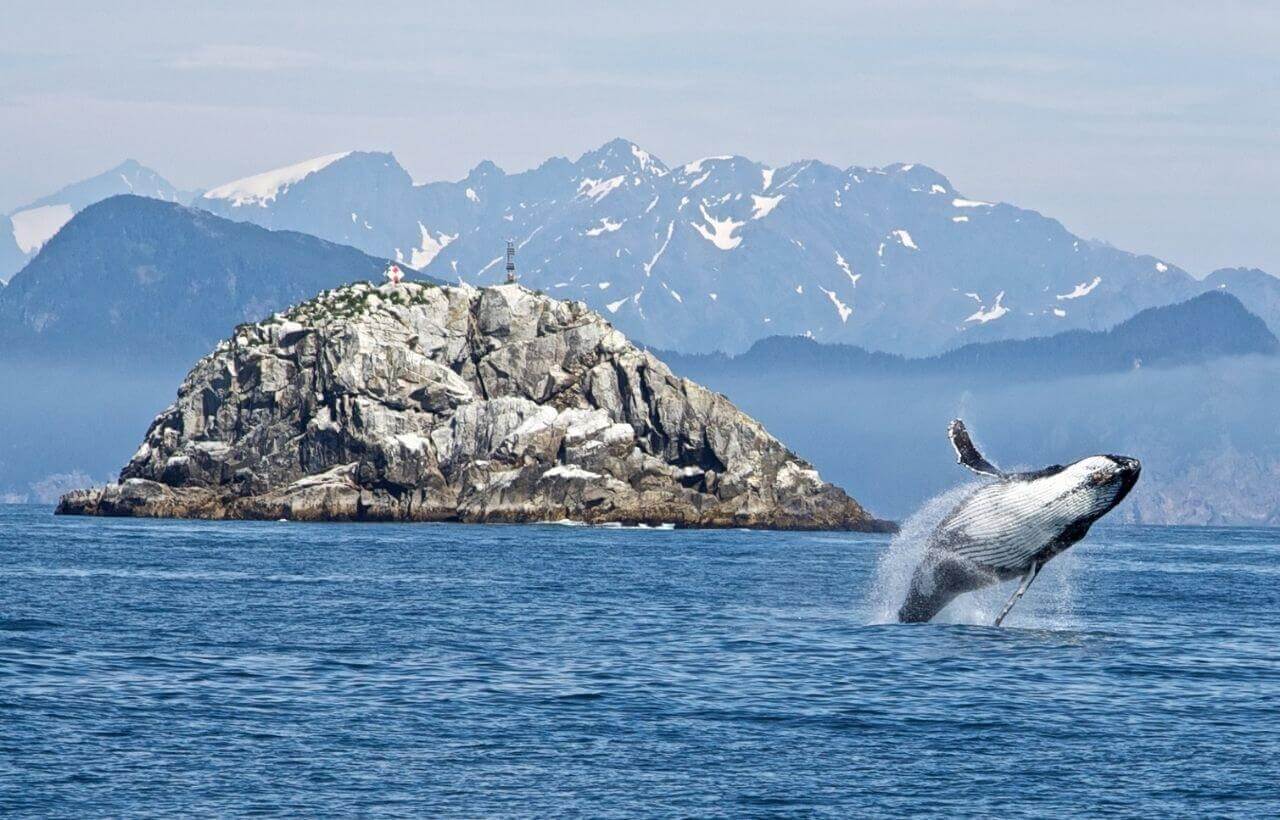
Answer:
0, 566, 515, 586
539, 519, 674, 529
0, 617, 60, 632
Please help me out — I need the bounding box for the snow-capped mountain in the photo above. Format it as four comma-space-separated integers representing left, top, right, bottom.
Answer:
11, 141, 1256, 355
0, 195, 413, 363
1, 160, 188, 281
197, 138, 1204, 354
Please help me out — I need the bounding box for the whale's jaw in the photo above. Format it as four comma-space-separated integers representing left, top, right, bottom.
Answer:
1106, 456, 1141, 510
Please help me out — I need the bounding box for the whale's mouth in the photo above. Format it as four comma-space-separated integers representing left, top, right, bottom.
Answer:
1107, 455, 1141, 505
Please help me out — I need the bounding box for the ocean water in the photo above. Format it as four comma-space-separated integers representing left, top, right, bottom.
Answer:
1, 505, 1278, 817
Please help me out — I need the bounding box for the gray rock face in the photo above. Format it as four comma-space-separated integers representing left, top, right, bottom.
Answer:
59, 282, 891, 530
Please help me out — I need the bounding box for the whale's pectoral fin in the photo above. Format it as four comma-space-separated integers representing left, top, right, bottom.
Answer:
994, 561, 1040, 627
948, 419, 1006, 479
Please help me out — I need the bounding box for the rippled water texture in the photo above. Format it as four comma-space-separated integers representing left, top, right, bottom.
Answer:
2, 505, 1278, 816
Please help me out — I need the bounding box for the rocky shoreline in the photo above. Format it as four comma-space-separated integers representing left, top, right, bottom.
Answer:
59, 282, 893, 532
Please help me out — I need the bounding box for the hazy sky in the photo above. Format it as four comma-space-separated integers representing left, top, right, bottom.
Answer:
3, 1, 1277, 274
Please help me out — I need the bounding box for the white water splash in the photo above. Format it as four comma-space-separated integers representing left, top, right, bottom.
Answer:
865, 480, 1081, 628
866, 481, 981, 624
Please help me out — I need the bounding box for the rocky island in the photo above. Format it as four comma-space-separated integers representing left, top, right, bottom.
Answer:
59, 281, 892, 531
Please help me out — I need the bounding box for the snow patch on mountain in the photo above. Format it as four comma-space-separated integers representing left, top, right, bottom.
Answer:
630, 144, 655, 171
10, 204, 75, 253
891, 229, 918, 250
203, 152, 351, 207
819, 286, 853, 322
691, 206, 744, 250
410, 223, 456, 269
577, 175, 626, 202
1057, 276, 1102, 300
750, 194, 784, 220
966, 291, 1009, 324
682, 156, 732, 175
644, 222, 674, 276
585, 218, 624, 236
835, 252, 860, 287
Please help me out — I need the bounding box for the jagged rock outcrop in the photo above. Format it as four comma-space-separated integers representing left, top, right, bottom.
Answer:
59, 282, 891, 530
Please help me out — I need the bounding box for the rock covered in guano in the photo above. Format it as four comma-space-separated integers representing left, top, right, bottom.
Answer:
59, 281, 892, 530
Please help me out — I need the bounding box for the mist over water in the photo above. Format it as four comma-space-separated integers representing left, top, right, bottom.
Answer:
676, 360, 1280, 526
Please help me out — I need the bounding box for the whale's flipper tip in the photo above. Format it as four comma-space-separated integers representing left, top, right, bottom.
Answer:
948, 419, 1006, 479
994, 560, 1041, 627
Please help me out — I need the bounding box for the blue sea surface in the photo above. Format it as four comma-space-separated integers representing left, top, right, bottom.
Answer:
1, 504, 1277, 817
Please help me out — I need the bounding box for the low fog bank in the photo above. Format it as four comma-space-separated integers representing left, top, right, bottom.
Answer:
0, 362, 185, 502
681, 356, 1280, 526
4, 356, 1278, 526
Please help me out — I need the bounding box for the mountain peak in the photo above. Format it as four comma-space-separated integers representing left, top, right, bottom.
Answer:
577, 138, 667, 176
465, 159, 506, 181
876, 162, 955, 192
345, 149, 399, 164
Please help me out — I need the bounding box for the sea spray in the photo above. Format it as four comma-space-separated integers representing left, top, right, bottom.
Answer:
865, 479, 1081, 628
865, 480, 982, 624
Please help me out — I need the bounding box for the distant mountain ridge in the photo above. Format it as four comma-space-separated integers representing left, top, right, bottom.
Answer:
7, 142, 1280, 356
658, 291, 1278, 381
0, 196, 423, 364
1, 160, 190, 280
193, 140, 1206, 355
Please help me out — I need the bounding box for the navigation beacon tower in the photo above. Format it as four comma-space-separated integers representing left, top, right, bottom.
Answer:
505, 241, 517, 284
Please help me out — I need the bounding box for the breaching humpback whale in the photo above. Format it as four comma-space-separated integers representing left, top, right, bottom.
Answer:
897, 420, 1140, 625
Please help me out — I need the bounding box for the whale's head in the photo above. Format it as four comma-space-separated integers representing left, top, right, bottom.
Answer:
1062, 454, 1141, 517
